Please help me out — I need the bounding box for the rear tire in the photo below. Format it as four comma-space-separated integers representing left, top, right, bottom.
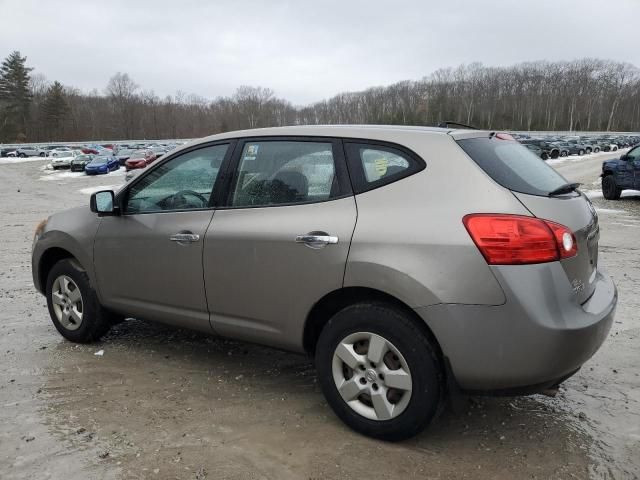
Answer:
602, 175, 622, 200
579, 150, 585, 156
315, 302, 442, 441
560, 151, 567, 157
541, 152, 549, 160
45, 259, 114, 343
586, 148, 592, 154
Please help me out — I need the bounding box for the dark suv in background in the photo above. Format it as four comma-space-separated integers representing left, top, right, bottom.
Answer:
602, 145, 640, 199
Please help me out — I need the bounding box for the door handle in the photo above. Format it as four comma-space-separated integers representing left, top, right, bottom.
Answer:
169, 232, 200, 243
295, 232, 338, 249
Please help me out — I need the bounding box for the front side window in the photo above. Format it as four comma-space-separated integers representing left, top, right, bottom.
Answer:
126, 144, 228, 213
230, 141, 339, 207
626, 146, 640, 161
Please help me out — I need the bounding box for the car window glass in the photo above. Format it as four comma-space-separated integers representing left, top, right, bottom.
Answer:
360, 148, 410, 183
344, 142, 423, 194
627, 147, 640, 160
126, 144, 228, 214
457, 137, 567, 197
231, 141, 337, 207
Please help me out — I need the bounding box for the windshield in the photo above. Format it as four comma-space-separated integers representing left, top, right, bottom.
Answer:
457, 137, 569, 197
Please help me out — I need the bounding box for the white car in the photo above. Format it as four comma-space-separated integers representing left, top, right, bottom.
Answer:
50, 150, 78, 169
46, 147, 72, 157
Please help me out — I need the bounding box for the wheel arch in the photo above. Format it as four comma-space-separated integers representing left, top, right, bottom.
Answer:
37, 247, 82, 293
303, 286, 445, 365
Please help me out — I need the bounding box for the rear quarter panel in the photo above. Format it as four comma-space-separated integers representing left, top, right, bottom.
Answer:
345, 132, 531, 307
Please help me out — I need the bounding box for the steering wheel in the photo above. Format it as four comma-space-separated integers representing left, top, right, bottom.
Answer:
168, 190, 208, 209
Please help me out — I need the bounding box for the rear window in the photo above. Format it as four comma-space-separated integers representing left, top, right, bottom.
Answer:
457, 137, 568, 197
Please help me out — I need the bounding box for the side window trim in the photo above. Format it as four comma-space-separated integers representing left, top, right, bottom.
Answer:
342, 139, 426, 194
118, 140, 236, 215
218, 136, 352, 209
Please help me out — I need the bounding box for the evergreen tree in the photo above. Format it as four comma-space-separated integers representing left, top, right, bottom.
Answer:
41, 81, 69, 139
0, 51, 33, 142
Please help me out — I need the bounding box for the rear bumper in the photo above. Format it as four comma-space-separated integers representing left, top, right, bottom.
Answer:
415, 263, 616, 392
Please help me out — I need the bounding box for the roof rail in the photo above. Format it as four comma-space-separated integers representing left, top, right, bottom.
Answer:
437, 121, 478, 130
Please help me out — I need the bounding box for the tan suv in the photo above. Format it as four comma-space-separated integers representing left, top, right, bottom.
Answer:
32, 125, 616, 440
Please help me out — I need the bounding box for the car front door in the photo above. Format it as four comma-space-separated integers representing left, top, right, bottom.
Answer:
93, 142, 233, 332
616, 149, 636, 188
626, 146, 640, 189
203, 138, 357, 351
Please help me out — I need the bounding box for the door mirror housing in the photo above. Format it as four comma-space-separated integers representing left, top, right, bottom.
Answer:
619, 154, 629, 161
90, 190, 119, 215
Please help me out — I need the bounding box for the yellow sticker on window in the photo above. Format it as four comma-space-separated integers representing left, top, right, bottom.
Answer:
374, 158, 388, 176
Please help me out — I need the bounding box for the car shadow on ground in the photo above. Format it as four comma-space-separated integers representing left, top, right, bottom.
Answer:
40, 318, 594, 478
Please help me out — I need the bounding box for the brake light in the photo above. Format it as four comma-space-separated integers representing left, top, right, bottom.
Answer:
463, 214, 577, 265
495, 132, 516, 141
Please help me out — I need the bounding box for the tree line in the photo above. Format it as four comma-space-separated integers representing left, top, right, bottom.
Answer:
0, 51, 639, 143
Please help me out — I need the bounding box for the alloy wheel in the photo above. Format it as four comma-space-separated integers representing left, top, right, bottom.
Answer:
51, 275, 84, 331
332, 332, 412, 421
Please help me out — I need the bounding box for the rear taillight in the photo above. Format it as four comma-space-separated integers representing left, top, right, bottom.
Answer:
463, 214, 577, 265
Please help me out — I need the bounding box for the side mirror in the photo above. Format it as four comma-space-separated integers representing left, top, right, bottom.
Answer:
619, 154, 629, 161
90, 190, 118, 215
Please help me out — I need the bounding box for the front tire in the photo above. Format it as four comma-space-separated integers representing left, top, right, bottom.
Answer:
579, 150, 585, 156
315, 303, 442, 441
602, 175, 622, 200
45, 259, 114, 343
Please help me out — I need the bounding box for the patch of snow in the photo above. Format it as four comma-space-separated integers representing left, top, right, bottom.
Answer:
0, 156, 48, 165
595, 208, 626, 214
621, 190, 640, 198
94, 350, 104, 356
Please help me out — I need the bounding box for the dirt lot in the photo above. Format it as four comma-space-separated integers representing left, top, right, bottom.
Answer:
0, 153, 638, 479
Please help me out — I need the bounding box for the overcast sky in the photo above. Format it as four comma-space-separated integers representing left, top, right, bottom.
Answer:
1, 0, 639, 105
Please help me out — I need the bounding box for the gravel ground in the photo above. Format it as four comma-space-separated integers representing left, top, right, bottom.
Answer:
0, 152, 638, 479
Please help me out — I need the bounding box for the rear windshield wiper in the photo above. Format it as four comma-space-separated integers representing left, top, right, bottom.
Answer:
548, 182, 581, 197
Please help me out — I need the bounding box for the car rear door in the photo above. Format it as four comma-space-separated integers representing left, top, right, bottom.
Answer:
203, 137, 356, 351
93, 142, 233, 332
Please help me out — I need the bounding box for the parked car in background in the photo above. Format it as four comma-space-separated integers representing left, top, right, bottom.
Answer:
85, 155, 120, 175
49, 148, 73, 157
15, 146, 45, 157
601, 146, 640, 199
81, 145, 111, 155
523, 144, 549, 160
521, 139, 560, 159
1, 147, 17, 157
566, 140, 591, 154
124, 149, 156, 171
580, 139, 601, 153
50, 150, 78, 169
554, 142, 585, 156
150, 146, 167, 159
115, 148, 135, 165
31, 125, 616, 441
70, 154, 94, 172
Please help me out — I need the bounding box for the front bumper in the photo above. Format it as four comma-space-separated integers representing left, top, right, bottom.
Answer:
415, 263, 616, 392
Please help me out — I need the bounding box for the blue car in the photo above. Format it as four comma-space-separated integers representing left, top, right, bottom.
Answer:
85, 155, 120, 175
601, 145, 640, 199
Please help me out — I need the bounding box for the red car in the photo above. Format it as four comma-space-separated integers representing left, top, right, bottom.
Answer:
124, 150, 157, 171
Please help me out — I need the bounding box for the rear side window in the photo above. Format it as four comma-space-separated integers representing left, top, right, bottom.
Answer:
457, 137, 567, 197
344, 142, 425, 193
230, 140, 343, 207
